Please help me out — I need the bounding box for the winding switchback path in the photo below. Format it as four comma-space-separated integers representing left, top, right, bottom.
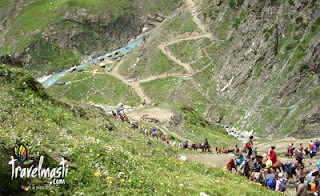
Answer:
185, 0, 212, 35
105, 59, 152, 104
75, 0, 219, 106
158, 34, 213, 74
106, 0, 217, 105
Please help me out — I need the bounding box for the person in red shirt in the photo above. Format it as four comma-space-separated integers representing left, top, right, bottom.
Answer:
269, 146, 277, 165
287, 143, 294, 158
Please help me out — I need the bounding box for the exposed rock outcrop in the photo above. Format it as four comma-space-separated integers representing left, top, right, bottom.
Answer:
302, 107, 320, 137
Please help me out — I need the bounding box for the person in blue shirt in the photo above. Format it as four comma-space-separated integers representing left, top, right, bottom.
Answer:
265, 169, 276, 189
235, 153, 249, 175
183, 140, 188, 148
236, 153, 246, 165
202, 138, 208, 146
305, 162, 320, 184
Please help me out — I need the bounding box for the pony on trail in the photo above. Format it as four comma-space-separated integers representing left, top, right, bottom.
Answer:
272, 161, 284, 172
255, 155, 284, 172
226, 158, 237, 172
192, 144, 211, 152
222, 148, 229, 154
151, 132, 158, 140
216, 147, 222, 154
227, 147, 235, 153
159, 131, 166, 141
217, 147, 233, 154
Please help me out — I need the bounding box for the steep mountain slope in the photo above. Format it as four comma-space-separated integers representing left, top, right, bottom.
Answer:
118, 0, 320, 138
0, 0, 180, 76
1, 0, 319, 194
48, 71, 142, 106
199, 0, 320, 137
43, 3, 231, 144
0, 65, 277, 195
1, 0, 319, 139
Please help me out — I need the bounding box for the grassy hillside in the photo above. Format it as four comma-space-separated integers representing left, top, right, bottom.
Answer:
171, 103, 239, 146
0, 65, 277, 195
0, 0, 180, 77
119, 8, 201, 79
48, 71, 141, 106
167, 37, 213, 71
119, 48, 188, 79
3, 0, 178, 52
141, 76, 208, 104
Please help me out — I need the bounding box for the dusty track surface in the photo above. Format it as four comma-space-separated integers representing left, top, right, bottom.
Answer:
185, 0, 211, 34
127, 108, 176, 123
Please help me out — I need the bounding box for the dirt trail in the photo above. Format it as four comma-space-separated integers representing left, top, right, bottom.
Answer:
106, 40, 206, 103
103, 0, 218, 106
126, 107, 194, 143
158, 44, 194, 73
185, 0, 211, 35
115, 34, 213, 102
162, 125, 195, 144
183, 153, 231, 167
0, 0, 24, 46
65, 75, 95, 85
127, 108, 178, 123
161, 33, 213, 46
156, 0, 217, 75
180, 138, 320, 196
138, 34, 213, 82
183, 138, 320, 166
130, 82, 151, 104
105, 59, 152, 104
158, 34, 212, 74
138, 73, 191, 83
150, 123, 196, 144
184, 151, 320, 169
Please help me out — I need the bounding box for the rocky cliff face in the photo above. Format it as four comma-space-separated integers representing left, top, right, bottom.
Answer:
200, 0, 320, 137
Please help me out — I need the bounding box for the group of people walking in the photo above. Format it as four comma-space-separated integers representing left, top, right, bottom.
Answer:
111, 109, 320, 195
227, 136, 320, 195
